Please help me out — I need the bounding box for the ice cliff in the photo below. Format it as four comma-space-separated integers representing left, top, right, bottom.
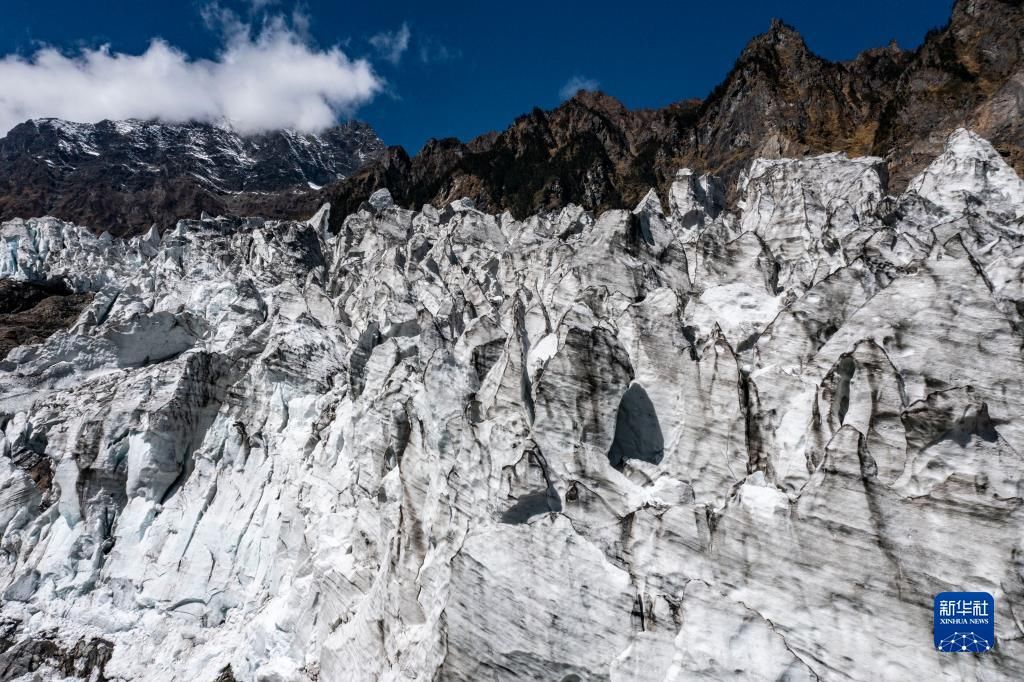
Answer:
1, 129, 1023, 681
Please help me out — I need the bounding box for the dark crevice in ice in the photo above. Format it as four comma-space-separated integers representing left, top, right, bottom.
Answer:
832, 355, 856, 426
500, 449, 562, 524
607, 383, 664, 469
472, 338, 506, 384
349, 322, 382, 397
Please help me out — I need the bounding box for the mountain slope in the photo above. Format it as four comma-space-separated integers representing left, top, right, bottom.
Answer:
0, 119, 384, 235
322, 0, 1024, 229
874, 0, 1024, 187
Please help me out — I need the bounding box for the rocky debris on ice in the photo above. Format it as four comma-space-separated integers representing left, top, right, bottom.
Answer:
1, 129, 1023, 680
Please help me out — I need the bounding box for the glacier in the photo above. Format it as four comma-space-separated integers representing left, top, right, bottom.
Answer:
1, 129, 1023, 680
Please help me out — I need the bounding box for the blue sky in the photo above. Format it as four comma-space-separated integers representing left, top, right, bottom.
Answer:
0, 1, 954, 152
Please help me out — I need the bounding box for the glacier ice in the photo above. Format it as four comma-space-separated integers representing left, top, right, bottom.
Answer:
1, 129, 1024, 680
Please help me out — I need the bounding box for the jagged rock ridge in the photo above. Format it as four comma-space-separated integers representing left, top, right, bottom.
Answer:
1, 128, 1023, 680
322, 0, 1023, 229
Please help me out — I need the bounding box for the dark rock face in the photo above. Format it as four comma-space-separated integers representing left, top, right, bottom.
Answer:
0, 279, 92, 360
875, 0, 1024, 188
213, 664, 239, 682
325, 95, 708, 228
0, 119, 384, 236
0, 620, 113, 682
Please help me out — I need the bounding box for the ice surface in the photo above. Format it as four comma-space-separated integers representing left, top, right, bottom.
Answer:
0, 129, 1023, 680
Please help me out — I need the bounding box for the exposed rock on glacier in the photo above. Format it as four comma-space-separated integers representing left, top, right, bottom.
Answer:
1, 129, 1024, 680
0, 279, 93, 360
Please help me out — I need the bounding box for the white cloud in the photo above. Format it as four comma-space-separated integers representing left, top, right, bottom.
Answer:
0, 13, 383, 136
418, 38, 460, 64
559, 75, 600, 101
369, 23, 411, 65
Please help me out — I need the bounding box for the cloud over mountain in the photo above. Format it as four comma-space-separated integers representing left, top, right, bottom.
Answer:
0, 14, 382, 136
559, 75, 599, 100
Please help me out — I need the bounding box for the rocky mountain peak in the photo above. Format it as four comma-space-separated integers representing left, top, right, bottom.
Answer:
721, 17, 822, 90
848, 40, 911, 71
563, 89, 631, 115
747, 18, 811, 58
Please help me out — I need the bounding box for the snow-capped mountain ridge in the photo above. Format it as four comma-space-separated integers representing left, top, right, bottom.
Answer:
6, 117, 384, 193
1, 129, 1023, 680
